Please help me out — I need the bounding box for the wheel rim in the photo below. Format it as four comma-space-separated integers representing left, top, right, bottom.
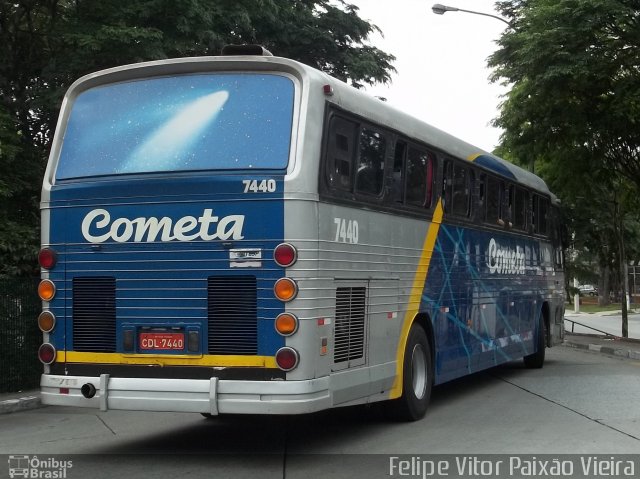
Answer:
411, 343, 428, 399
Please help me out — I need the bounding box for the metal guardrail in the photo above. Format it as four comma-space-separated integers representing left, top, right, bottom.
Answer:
564, 318, 620, 339
0, 277, 41, 393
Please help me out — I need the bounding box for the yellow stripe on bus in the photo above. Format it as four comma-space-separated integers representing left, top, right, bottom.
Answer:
389, 199, 443, 399
56, 351, 277, 368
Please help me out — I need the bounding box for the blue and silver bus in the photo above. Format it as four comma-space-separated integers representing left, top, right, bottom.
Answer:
38, 46, 565, 421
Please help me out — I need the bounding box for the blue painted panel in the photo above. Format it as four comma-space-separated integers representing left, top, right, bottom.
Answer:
473, 154, 517, 181
423, 224, 552, 384
47, 175, 286, 357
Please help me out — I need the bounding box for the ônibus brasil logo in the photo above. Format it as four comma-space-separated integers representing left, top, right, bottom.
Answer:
8, 455, 73, 479
81, 208, 245, 243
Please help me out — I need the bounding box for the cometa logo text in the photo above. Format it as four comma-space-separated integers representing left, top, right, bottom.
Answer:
487, 238, 526, 275
81, 208, 245, 243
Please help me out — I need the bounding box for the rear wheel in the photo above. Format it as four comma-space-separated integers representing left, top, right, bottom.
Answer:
386, 324, 433, 421
524, 314, 546, 369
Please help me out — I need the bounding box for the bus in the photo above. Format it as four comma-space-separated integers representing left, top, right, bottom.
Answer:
38, 45, 565, 421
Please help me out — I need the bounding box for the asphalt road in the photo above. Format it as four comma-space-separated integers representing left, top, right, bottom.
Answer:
1, 345, 638, 478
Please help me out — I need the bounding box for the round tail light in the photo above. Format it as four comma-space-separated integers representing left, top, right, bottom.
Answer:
274, 243, 297, 267
274, 278, 298, 302
38, 248, 57, 269
275, 347, 299, 371
38, 280, 56, 301
38, 311, 56, 332
38, 343, 56, 364
275, 313, 298, 336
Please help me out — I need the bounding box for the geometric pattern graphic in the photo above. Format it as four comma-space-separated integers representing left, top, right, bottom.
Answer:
424, 224, 548, 383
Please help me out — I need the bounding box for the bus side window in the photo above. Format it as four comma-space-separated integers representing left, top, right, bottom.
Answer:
443, 161, 452, 212
476, 172, 486, 222
451, 163, 470, 217
326, 116, 358, 191
355, 128, 386, 196
486, 176, 501, 225
392, 141, 407, 204
513, 187, 528, 231
406, 147, 434, 208
503, 184, 514, 227
550, 206, 564, 267
539, 197, 549, 236
532, 194, 549, 236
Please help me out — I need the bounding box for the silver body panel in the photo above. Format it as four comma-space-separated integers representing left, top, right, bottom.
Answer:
40, 54, 563, 414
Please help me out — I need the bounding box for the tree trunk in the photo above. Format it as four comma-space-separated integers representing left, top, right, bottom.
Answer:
598, 265, 611, 306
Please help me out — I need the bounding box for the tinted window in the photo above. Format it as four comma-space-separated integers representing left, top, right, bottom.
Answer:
327, 116, 358, 191
486, 177, 502, 224
56, 74, 295, 179
392, 141, 407, 204
451, 163, 470, 217
513, 187, 528, 231
533, 195, 549, 235
355, 128, 386, 196
406, 147, 434, 207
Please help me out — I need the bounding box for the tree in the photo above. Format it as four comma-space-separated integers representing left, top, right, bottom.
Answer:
0, 0, 395, 276
490, 0, 640, 185
489, 0, 640, 337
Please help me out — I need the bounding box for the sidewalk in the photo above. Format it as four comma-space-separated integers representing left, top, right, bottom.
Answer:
563, 332, 640, 361
0, 389, 41, 415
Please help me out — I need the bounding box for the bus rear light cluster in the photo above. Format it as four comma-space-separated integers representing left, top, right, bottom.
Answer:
38, 311, 56, 333
275, 313, 299, 336
274, 278, 298, 302
38, 247, 57, 270
275, 347, 299, 371
38, 343, 56, 365
273, 243, 297, 267
38, 279, 56, 301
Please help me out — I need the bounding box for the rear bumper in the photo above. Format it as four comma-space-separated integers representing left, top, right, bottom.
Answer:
41, 374, 331, 415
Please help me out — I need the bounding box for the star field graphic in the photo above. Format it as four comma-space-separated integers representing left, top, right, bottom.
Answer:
56, 74, 294, 180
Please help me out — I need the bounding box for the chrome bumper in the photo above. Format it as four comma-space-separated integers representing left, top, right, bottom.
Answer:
41, 374, 331, 415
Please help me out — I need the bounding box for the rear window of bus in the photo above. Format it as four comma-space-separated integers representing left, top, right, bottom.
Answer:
55, 73, 294, 180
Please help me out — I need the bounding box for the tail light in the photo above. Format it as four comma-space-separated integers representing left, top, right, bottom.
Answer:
275, 313, 298, 336
38, 247, 57, 269
275, 347, 299, 371
274, 243, 297, 267
38, 343, 56, 364
38, 311, 56, 332
38, 280, 56, 301
274, 278, 298, 302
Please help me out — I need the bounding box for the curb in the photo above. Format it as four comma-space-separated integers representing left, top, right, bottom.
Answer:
563, 340, 640, 361
0, 394, 42, 415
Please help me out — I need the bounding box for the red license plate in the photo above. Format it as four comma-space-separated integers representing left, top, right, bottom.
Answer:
139, 332, 184, 350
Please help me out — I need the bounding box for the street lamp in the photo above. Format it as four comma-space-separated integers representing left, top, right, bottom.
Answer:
431, 3, 512, 27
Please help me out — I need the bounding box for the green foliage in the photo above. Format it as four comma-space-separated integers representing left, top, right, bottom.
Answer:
0, 0, 395, 276
491, 0, 640, 182
490, 0, 640, 289
0, 278, 42, 392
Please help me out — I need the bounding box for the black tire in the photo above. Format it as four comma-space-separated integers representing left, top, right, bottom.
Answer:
524, 315, 546, 369
201, 413, 214, 419
386, 324, 433, 421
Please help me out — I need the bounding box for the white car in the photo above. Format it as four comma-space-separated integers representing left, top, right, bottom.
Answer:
578, 285, 598, 296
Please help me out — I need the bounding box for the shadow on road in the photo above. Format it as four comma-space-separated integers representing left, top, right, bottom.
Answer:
91, 366, 520, 455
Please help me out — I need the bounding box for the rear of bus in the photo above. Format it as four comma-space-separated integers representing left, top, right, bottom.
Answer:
39, 53, 330, 415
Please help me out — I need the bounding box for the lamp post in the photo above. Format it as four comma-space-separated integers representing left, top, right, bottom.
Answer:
431, 3, 512, 27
